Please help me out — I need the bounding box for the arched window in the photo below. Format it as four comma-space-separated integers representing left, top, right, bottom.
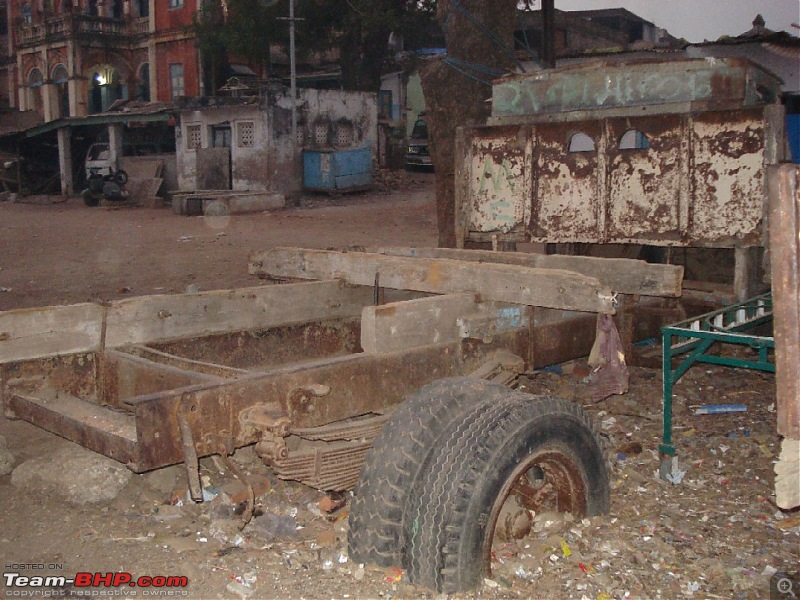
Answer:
27, 68, 44, 115
568, 132, 595, 153
619, 129, 649, 150
52, 64, 69, 118
136, 63, 150, 101
88, 65, 124, 113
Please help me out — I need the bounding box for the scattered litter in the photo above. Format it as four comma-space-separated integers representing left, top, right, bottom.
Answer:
0, 287, 12, 292
318, 493, 347, 514
385, 568, 404, 583
483, 578, 499, 589
226, 580, 254, 599
248, 511, 298, 541
178, 236, 193, 242
694, 404, 747, 415
601, 416, 617, 430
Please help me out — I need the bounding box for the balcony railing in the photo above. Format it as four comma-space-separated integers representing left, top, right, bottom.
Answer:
17, 14, 151, 46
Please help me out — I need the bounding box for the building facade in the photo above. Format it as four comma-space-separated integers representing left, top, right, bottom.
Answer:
3, 0, 200, 120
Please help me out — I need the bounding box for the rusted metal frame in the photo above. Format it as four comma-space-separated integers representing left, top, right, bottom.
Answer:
177, 411, 203, 502
147, 318, 363, 372
465, 108, 771, 248
455, 126, 472, 249
101, 349, 221, 409
2, 352, 99, 414
122, 345, 251, 378
124, 329, 530, 472
596, 119, 609, 242
6, 391, 138, 467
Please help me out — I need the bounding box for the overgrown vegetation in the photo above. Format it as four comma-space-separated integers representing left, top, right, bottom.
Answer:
192, 0, 438, 93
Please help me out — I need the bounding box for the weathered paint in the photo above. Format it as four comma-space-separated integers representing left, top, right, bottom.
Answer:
176, 88, 378, 196
606, 115, 683, 240
532, 121, 603, 241
467, 127, 530, 233
691, 110, 765, 244
458, 107, 780, 247
492, 57, 780, 118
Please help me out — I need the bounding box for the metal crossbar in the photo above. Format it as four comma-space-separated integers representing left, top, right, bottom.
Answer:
660, 293, 774, 458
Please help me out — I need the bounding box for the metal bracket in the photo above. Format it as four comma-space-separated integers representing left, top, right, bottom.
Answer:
240, 403, 294, 463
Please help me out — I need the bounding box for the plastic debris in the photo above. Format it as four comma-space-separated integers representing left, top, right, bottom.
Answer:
385, 567, 404, 583
226, 580, 254, 599
694, 404, 747, 415
601, 416, 617, 430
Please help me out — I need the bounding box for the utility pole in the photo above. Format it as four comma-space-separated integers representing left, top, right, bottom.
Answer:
279, 0, 303, 178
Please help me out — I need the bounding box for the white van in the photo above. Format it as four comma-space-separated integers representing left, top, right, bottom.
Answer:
84, 142, 160, 179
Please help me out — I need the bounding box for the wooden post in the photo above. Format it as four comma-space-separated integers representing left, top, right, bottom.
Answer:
768, 164, 800, 509
57, 126, 73, 196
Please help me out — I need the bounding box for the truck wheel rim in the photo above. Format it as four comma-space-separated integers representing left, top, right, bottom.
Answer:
483, 446, 588, 570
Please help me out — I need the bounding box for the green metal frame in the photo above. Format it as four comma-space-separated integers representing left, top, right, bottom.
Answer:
660, 293, 774, 457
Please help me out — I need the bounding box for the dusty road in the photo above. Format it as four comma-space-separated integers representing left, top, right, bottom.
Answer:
0, 175, 797, 599
0, 178, 437, 311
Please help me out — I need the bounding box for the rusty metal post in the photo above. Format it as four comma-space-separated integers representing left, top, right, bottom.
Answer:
177, 412, 204, 502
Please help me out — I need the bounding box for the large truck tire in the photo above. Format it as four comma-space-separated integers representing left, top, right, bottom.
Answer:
405, 393, 610, 593
347, 377, 514, 568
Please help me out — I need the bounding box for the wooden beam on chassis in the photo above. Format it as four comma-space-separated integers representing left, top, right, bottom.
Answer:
0, 280, 372, 363
361, 293, 478, 354
249, 248, 616, 314
366, 247, 684, 298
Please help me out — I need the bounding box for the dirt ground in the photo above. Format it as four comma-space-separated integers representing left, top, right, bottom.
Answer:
0, 173, 798, 600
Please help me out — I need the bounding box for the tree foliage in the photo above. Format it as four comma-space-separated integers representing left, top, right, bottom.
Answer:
192, 0, 438, 93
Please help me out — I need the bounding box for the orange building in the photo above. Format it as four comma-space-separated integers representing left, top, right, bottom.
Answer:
3, 0, 202, 120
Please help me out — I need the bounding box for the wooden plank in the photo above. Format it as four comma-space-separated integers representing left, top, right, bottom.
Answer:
361, 294, 477, 354
768, 165, 800, 441
775, 438, 800, 510
366, 246, 683, 297
249, 248, 616, 314
105, 280, 371, 348
0, 303, 103, 362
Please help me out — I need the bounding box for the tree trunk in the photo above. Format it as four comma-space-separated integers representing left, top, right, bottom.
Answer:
421, 0, 517, 247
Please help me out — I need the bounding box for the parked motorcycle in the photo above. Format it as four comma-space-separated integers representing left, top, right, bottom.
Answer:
82, 167, 129, 207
